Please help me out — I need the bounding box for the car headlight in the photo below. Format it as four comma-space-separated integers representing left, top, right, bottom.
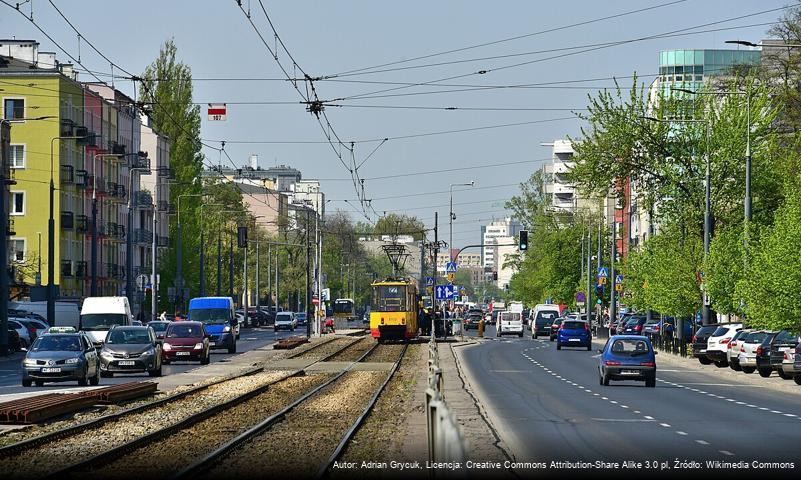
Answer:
65, 357, 80, 364
194, 343, 203, 350
162, 343, 172, 351
100, 351, 114, 358
223, 326, 231, 333
23, 358, 37, 366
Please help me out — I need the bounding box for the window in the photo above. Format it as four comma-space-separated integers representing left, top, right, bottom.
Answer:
10, 191, 24, 215
3, 98, 25, 120
9, 145, 25, 168
10, 238, 25, 262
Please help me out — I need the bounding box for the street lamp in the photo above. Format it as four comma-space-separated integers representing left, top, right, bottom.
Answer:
48, 132, 89, 325
449, 181, 475, 262
642, 114, 713, 325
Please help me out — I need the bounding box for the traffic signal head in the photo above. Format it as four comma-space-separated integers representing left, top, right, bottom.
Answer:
237, 226, 248, 248
519, 230, 528, 251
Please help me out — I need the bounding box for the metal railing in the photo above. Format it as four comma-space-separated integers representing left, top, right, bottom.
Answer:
426, 337, 467, 466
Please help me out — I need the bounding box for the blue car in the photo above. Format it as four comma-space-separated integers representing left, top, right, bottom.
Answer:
556, 320, 591, 351
598, 335, 657, 388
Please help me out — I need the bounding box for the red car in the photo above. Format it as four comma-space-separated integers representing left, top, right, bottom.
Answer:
161, 321, 210, 365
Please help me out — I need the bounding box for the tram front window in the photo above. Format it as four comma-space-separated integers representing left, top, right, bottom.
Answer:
373, 285, 407, 312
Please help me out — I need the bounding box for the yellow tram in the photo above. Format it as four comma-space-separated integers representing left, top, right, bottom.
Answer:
370, 278, 419, 342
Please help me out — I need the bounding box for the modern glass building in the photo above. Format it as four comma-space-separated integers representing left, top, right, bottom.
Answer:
658, 49, 761, 95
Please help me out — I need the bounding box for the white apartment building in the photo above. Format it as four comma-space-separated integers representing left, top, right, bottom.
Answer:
481, 218, 521, 270
496, 237, 518, 290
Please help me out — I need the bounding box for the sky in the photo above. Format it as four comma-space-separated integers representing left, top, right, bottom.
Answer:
0, 0, 789, 248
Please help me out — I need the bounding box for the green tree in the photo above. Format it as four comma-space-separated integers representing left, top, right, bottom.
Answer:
704, 226, 745, 316
373, 213, 426, 241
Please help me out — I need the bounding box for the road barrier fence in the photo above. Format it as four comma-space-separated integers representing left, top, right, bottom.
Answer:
425, 337, 467, 468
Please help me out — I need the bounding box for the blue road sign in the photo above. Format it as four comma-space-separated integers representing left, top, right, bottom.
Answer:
615, 274, 624, 284
598, 267, 609, 278
445, 261, 457, 273
435, 284, 459, 300
425, 277, 435, 287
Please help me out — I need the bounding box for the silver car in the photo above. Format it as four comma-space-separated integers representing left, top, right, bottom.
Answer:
99, 326, 163, 377
22, 328, 100, 387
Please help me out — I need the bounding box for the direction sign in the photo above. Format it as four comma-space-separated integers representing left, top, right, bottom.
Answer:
597, 267, 609, 278
445, 261, 457, 273
435, 284, 459, 300
425, 277, 434, 287
207, 103, 227, 121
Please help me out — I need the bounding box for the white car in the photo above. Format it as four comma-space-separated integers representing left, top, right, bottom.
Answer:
727, 329, 751, 371
738, 331, 772, 374
497, 312, 523, 338
706, 323, 743, 368
274, 312, 297, 332
8, 318, 33, 348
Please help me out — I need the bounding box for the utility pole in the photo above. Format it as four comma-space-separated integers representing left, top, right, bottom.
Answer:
267, 243, 272, 309
151, 197, 157, 322
0, 121, 10, 354
255, 239, 260, 323
274, 248, 279, 311
199, 229, 205, 297
306, 208, 312, 338
609, 197, 617, 326
586, 228, 592, 322
228, 234, 234, 299
216, 233, 222, 296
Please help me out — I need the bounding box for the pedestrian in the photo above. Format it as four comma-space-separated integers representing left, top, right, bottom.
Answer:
159, 311, 167, 322
325, 317, 335, 334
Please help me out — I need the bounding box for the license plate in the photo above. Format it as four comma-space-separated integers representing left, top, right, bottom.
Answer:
569, 338, 580, 342
699, 349, 707, 353
41, 367, 61, 373
621, 370, 639, 375
118, 360, 135, 366
176, 351, 190, 356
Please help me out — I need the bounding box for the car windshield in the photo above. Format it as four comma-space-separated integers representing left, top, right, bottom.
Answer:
563, 321, 586, 330
190, 308, 230, 325
276, 314, 292, 322
166, 324, 204, 338
553, 318, 564, 325
745, 332, 769, 343
536, 312, 557, 322
609, 339, 651, 356
295, 313, 306, 319
626, 317, 644, 326
774, 330, 799, 343
148, 322, 169, 332
106, 329, 151, 344
32, 335, 82, 352
711, 327, 731, 337
81, 313, 127, 330
695, 326, 717, 337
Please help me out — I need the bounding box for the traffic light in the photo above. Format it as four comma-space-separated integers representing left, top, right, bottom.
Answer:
492, 271, 498, 281
519, 230, 528, 251
595, 284, 604, 298
237, 226, 248, 248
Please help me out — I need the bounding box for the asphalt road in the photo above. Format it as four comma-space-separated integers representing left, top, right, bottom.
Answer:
0, 325, 302, 395
459, 325, 801, 474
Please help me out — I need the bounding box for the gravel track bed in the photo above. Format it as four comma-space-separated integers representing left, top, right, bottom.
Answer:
202, 370, 386, 479
334, 343, 423, 477
290, 337, 359, 360
85, 373, 333, 479
363, 343, 407, 363
2, 371, 290, 480
284, 335, 339, 358
325, 337, 376, 362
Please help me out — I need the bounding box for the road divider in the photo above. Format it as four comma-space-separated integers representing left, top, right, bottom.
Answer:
426, 337, 467, 465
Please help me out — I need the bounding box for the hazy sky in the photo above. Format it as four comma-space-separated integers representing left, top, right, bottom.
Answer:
1, 0, 787, 247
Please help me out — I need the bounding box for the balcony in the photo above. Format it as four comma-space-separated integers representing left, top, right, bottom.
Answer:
107, 182, 126, 202
133, 191, 153, 208
76, 215, 89, 234
75, 261, 87, 279
110, 141, 126, 156
60, 165, 74, 184
59, 118, 75, 137
156, 166, 175, 179
129, 155, 150, 170
157, 200, 176, 214
91, 176, 106, 195
75, 169, 88, 189
134, 229, 153, 245
60, 260, 73, 278
113, 182, 126, 199
60, 211, 74, 230
104, 222, 125, 241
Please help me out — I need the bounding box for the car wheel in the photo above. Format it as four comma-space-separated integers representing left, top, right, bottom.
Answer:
90, 368, 100, 386
228, 342, 236, 354
35, 380, 44, 387
714, 359, 728, 368
698, 356, 713, 365
742, 366, 756, 374
758, 367, 772, 378
645, 375, 656, 388
162, 359, 170, 365
730, 361, 741, 371
148, 364, 162, 377
586, 345, 591, 351
518, 332, 523, 338
602, 374, 610, 386
778, 369, 792, 380
78, 369, 89, 386
201, 352, 210, 365
599, 374, 604, 385
533, 333, 538, 339
794, 374, 801, 386
556, 343, 561, 351
549, 336, 554, 342
22, 379, 32, 387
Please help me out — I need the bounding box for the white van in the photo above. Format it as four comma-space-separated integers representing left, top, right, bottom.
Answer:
497, 311, 523, 337
531, 304, 561, 339
10, 300, 80, 328
80, 296, 134, 347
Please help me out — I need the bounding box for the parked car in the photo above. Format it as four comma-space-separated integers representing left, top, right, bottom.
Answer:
756, 331, 781, 378
6, 326, 21, 352
769, 330, 800, 380
162, 321, 210, 365
738, 331, 773, 374
147, 320, 171, 341
622, 316, 648, 335
598, 335, 657, 388
22, 327, 100, 387
793, 343, 801, 385
549, 317, 564, 341
691, 325, 719, 364
99, 326, 162, 377
727, 329, 751, 371
274, 312, 297, 332
705, 323, 743, 368
7, 319, 33, 349
557, 320, 591, 351
642, 318, 661, 335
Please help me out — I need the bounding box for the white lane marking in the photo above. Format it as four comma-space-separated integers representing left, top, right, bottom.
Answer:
770, 410, 783, 414
633, 410, 641, 414
609, 400, 618, 404
643, 415, 654, 420
592, 418, 656, 422
719, 450, 735, 456
783, 413, 796, 417
489, 370, 529, 373
696, 440, 710, 445
620, 405, 629, 409
676, 431, 688, 436
659, 423, 671, 427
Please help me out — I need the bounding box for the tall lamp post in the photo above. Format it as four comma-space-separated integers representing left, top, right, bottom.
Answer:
126, 162, 150, 317
48, 132, 88, 325
642, 115, 713, 325
449, 181, 475, 263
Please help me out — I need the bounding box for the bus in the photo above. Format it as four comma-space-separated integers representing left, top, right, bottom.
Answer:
333, 298, 356, 321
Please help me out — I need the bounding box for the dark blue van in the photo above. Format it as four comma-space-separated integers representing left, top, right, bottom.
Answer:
188, 297, 237, 354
